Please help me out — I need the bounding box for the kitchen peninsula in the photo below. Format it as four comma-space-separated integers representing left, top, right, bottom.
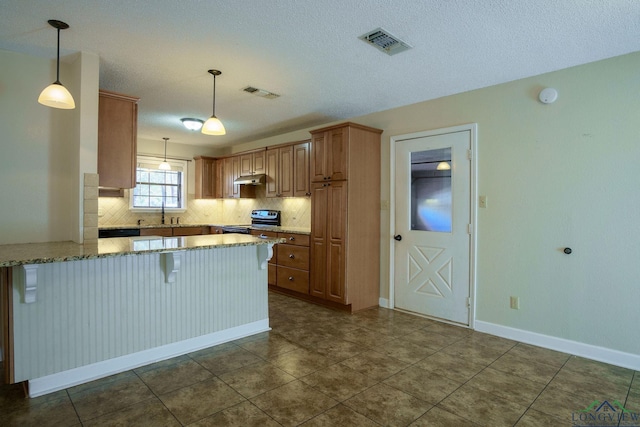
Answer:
0, 234, 281, 397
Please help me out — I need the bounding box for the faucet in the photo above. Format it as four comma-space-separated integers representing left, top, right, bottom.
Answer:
137, 219, 145, 225
161, 202, 165, 225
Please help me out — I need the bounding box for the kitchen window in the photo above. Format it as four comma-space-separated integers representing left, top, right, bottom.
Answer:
130, 156, 187, 212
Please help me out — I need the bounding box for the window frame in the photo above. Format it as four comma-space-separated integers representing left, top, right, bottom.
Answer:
129, 156, 188, 213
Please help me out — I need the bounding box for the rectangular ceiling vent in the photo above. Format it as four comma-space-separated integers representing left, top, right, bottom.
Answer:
242, 86, 280, 99
359, 27, 412, 56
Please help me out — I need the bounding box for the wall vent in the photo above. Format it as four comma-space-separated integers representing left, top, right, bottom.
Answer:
242, 86, 280, 99
359, 27, 412, 56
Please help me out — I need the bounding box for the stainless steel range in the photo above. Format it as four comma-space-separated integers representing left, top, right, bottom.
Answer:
221, 210, 281, 234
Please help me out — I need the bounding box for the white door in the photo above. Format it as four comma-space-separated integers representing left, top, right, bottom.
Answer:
393, 127, 473, 325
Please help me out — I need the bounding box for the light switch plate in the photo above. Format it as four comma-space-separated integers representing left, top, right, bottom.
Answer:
479, 196, 487, 208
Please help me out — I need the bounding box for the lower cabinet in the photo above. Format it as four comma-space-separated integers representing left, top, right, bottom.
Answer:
252, 230, 309, 293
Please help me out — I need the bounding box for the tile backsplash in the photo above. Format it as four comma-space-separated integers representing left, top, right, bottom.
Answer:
98, 185, 311, 228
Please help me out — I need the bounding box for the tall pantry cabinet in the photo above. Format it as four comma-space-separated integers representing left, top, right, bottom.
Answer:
309, 122, 382, 312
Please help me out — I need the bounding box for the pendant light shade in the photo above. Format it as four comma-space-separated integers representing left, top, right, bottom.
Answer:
202, 69, 226, 135
159, 137, 171, 170
38, 20, 75, 109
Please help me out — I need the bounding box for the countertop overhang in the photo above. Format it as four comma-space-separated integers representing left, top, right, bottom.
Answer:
99, 223, 311, 235
0, 234, 284, 267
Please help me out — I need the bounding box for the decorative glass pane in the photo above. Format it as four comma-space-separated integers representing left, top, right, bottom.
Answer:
410, 148, 452, 232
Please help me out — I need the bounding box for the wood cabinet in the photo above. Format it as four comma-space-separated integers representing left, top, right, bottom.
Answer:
240, 150, 266, 176
140, 228, 172, 237
309, 122, 382, 312
223, 156, 255, 199
266, 145, 293, 198
194, 156, 222, 199
293, 141, 311, 197
266, 141, 310, 198
98, 90, 139, 189
311, 125, 348, 182
254, 230, 310, 294
210, 226, 224, 235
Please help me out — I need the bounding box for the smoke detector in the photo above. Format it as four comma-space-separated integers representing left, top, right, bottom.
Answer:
359, 27, 412, 56
242, 86, 280, 99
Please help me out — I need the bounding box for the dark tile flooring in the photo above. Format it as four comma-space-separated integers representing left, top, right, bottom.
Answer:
0, 292, 638, 426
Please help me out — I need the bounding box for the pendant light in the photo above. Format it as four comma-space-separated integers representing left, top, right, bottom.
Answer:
159, 138, 171, 170
201, 69, 226, 135
38, 20, 76, 109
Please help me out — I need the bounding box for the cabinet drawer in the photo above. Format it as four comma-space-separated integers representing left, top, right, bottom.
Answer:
277, 244, 309, 270
277, 266, 309, 294
277, 232, 309, 247
140, 228, 172, 237
173, 226, 208, 236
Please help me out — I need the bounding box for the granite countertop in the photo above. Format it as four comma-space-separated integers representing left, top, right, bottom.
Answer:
99, 223, 311, 235
0, 235, 284, 267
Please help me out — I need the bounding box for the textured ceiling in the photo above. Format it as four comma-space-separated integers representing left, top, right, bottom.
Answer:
1, 1, 639, 148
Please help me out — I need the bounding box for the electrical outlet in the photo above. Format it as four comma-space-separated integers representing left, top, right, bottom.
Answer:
98, 208, 104, 217
510, 296, 520, 310
479, 195, 488, 208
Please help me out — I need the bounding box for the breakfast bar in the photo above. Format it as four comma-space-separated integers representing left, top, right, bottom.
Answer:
0, 234, 281, 397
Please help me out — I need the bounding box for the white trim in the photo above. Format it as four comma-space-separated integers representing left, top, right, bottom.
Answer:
475, 320, 640, 371
379, 297, 390, 308
388, 123, 478, 327
27, 319, 270, 398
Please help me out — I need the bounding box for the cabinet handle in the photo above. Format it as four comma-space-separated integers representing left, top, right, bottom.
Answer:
259, 234, 268, 239
288, 276, 294, 281
289, 254, 295, 259
305, 192, 311, 196
289, 237, 295, 241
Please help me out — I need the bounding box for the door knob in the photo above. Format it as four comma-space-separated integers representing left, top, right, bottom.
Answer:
564, 247, 572, 254
394, 235, 402, 241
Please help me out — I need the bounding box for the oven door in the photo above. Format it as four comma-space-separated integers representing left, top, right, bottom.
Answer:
221, 226, 251, 234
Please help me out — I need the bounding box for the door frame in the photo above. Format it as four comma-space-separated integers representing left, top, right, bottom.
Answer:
388, 123, 478, 328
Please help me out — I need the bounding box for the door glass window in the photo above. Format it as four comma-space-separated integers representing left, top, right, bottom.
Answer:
410, 148, 452, 232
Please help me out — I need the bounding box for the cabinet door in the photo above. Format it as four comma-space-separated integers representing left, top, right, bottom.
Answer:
98, 90, 138, 189
278, 145, 294, 197
265, 148, 279, 198
214, 158, 224, 198
240, 153, 253, 176
326, 181, 347, 303
194, 157, 215, 199
223, 157, 235, 198
310, 182, 328, 298
293, 141, 310, 197
253, 150, 266, 175
310, 132, 327, 182
328, 126, 348, 181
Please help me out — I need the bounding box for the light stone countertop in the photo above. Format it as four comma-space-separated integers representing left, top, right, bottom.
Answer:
99, 223, 311, 235
0, 234, 283, 267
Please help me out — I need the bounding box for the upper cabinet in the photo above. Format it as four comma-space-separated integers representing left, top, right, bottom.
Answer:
194, 156, 223, 199
224, 155, 255, 199
98, 90, 139, 189
240, 150, 266, 176
266, 140, 310, 198
310, 125, 348, 182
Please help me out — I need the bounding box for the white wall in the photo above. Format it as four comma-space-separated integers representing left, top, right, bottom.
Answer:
235, 52, 640, 357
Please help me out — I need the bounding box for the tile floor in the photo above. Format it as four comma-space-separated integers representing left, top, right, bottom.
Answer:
0, 292, 638, 426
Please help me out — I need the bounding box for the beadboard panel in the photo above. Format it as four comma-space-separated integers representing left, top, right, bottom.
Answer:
11, 246, 268, 382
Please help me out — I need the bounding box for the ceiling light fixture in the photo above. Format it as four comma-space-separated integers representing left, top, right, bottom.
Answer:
436, 161, 451, 171
181, 118, 204, 131
201, 69, 226, 135
159, 137, 171, 170
38, 19, 76, 109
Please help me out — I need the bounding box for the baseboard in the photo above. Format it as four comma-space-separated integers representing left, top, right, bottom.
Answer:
379, 297, 390, 309
27, 319, 270, 398
475, 320, 640, 371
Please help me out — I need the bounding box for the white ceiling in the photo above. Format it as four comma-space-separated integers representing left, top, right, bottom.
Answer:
1, 1, 639, 149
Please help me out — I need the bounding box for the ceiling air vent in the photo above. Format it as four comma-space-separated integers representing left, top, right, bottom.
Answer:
359, 27, 412, 56
242, 86, 280, 99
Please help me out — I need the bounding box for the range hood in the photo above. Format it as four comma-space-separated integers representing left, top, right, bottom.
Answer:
234, 174, 265, 185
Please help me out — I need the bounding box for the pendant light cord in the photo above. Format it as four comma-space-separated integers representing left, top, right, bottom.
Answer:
163, 137, 168, 161
55, 27, 61, 84
212, 73, 216, 117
